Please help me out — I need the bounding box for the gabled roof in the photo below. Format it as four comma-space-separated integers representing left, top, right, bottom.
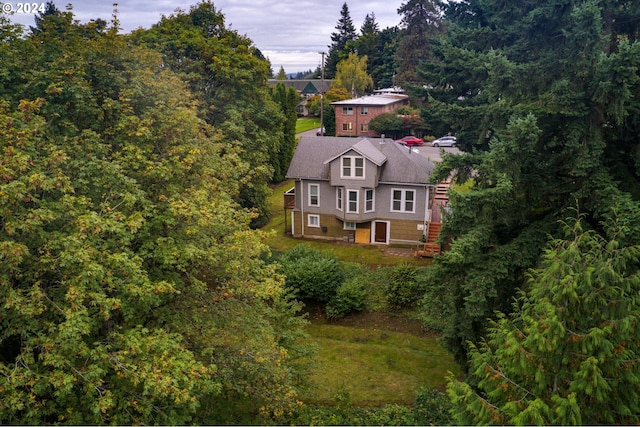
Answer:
286, 136, 435, 184
323, 139, 387, 166
267, 79, 333, 93
301, 82, 319, 95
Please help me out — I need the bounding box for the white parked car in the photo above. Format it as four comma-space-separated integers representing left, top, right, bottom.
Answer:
432, 136, 457, 147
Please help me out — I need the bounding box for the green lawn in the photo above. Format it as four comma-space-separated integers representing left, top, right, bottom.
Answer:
296, 117, 321, 134
299, 322, 460, 406
265, 125, 458, 409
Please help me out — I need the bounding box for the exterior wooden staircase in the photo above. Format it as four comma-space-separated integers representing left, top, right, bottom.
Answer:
414, 222, 442, 257
414, 180, 451, 258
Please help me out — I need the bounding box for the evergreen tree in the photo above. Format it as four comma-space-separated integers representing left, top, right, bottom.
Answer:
394, 0, 444, 88
448, 215, 640, 425
354, 13, 380, 79
419, 0, 640, 365
270, 83, 299, 182
325, 2, 357, 79
276, 65, 287, 80
371, 26, 400, 89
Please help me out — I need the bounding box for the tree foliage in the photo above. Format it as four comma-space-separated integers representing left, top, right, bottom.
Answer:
448, 215, 640, 425
130, 1, 285, 228
332, 52, 374, 97
419, 0, 640, 365
270, 83, 299, 182
325, 2, 357, 79
0, 7, 308, 425
395, 0, 444, 87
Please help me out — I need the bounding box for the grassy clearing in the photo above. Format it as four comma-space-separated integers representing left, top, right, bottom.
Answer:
264, 128, 458, 409
299, 322, 460, 406
296, 117, 321, 134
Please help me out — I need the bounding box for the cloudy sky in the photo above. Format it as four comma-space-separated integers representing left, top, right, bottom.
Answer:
5, 0, 406, 72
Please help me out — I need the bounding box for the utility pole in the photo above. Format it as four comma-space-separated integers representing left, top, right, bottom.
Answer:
319, 51, 325, 136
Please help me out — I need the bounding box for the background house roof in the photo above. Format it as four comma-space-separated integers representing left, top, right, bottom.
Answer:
267, 79, 332, 94
330, 94, 409, 107
286, 136, 435, 184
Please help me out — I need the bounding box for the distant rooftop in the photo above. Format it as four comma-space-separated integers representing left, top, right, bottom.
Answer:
373, 87, 405, 95
330, 93, 409, 106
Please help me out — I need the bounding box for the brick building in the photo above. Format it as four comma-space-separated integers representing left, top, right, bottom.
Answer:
331, 94, 410, 137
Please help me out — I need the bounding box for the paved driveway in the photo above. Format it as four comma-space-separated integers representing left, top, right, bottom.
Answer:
404, 144, 460, 162
298, 131, 461, 162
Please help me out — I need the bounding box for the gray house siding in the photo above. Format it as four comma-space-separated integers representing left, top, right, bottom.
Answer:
328, 150, 380, 188
286, 136, 436, 245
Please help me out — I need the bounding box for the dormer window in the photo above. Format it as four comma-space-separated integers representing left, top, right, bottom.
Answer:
341, 156, 364, 179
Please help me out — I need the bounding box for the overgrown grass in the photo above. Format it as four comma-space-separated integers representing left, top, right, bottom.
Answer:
264, 129, 457, 411
299, 323, 460, 406
296, 117, 321, 134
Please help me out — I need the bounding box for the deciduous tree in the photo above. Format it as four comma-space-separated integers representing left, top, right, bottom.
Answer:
333, 52, 373, 97
131, 1, 285, 228
0, 9, 309, 425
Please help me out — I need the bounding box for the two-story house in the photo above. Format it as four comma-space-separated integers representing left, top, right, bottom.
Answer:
285, 135, 437, 246
331, 93, 409, 137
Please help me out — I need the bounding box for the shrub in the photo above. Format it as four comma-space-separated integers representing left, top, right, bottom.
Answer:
384, 264, 425, 310
326, 277, 367, 319
279, 245, 344, 302
414, 387, 453, 425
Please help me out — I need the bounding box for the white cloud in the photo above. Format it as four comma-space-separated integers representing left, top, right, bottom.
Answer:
4, 0, 405, 72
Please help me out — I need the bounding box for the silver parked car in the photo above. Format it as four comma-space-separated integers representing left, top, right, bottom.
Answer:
432, 136, 456, 147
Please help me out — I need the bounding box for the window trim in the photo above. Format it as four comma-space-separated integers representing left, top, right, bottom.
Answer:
336, 187, 343, 211
347, 189, 359, 213
360, 107, 368, 115
307, 214, 320, 227
341, 156, 365, 179
391, 188, 416, 213
342, 106, 354, 115
365, 188, 375, 212
308, 183, 319, 207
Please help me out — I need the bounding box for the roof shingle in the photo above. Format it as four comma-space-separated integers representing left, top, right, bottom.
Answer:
286, 136, 434, 184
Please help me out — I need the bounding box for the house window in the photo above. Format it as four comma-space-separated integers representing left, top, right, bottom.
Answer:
308, 183, 319, 206
360, 123, 369, 132
342, 122, 353, 131
308, 214, 320, 227
342, 107, 353, 115
365, 189, 375, 212
344, 221, 356, 230
336, 187, 343, 211
391, 189, 415, 213
361, 107, 368, 115
341, 156, 364, 179
347, 190, 359, 213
